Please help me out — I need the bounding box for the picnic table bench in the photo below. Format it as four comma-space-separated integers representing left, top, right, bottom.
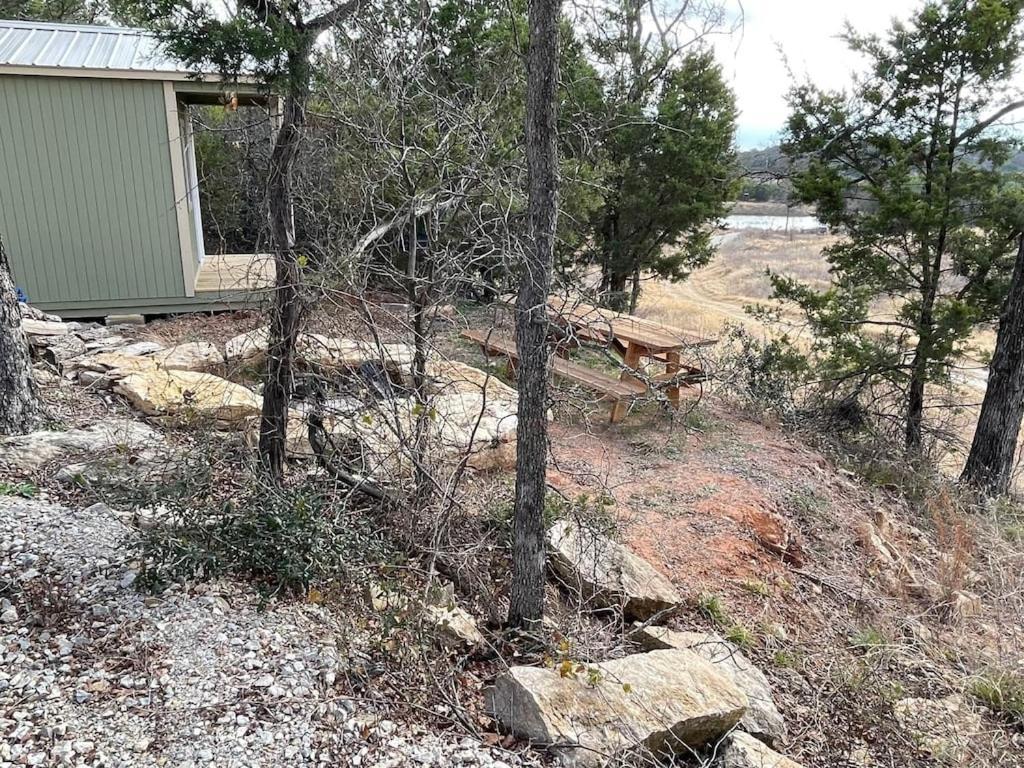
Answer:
461, 330, 647, 408
462, 299, 713, 422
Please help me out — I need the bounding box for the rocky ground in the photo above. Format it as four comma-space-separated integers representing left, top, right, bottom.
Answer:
0, 495, 534, 768
2, 306, 1023, 768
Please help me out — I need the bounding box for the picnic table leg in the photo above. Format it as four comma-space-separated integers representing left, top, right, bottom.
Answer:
609, 342, 643, 424
666, 350, 681, 409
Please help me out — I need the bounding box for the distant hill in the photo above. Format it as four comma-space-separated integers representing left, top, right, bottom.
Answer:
736, 145, 790, 203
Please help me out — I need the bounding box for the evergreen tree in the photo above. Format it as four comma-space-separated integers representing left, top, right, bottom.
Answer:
586, 0, 737, 312
778, 0, 1024, 451
0, 0, 105, 23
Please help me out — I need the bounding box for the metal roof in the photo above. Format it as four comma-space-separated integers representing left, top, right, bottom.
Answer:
0, 19, 184, 74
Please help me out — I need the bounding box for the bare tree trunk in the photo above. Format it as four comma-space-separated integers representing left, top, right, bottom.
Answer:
0, 236, 42, 435
628, 264, 641, 314
507, 0, 561, 630
407, 213, 435, 512
962, 236, 1024, 496
259, 48, 311, 481
905, 280, 938, 452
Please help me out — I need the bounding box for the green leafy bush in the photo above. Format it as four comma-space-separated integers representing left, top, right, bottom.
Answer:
137, 482, 393, 596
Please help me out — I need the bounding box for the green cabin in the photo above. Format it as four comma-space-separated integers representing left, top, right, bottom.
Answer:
0, 18, 275, 318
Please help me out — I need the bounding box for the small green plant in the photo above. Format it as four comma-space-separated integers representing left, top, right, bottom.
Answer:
970, 671, 1024, 726
718, 323, 808, 415
990, 496, 1024, 545
484, 490, 616, 539
740, 578, 771, 598
725, 624, 755, 650
850, 625, 888, 651
772, 650, 799, 669
0, 481, 36, 498
785, 488, 829, 518
697, 593, 732, 626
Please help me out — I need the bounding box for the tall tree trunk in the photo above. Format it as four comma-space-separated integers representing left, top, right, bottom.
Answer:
258, 49, 311, 481
905, 350, 927, 452
507, 0, 561, 630
961, 236, 1024, 496
0, 237, 42, 435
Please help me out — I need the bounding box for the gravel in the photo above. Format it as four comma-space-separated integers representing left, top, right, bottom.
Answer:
0, 496, 536, 768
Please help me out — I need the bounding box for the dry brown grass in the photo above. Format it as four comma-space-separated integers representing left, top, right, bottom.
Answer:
637, 230, 837, 336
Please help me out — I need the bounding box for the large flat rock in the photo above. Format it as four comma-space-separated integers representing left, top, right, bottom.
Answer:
487, 649, 747, 766
547, 519, 681, 621
297, 334, 415, 371
150, 341, 223, 372
632, 627, 786, 745
719, 732, 804, 768
0, 422, 160, 471
224, 328, 270, 367
115, 369, 261, 426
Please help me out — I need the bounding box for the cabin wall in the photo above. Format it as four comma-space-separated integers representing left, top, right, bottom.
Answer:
0, 74, 186, 310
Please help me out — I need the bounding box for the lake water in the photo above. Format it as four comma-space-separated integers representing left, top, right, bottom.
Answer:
725, 214, 824, 232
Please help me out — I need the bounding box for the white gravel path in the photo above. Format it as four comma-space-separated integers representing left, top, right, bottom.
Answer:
0, 497, 534, 768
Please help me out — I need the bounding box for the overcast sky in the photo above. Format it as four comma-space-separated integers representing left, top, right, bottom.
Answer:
715, 0, 923, 148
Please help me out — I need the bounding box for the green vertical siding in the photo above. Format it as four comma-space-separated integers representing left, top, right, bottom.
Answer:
0, 75, 185, 307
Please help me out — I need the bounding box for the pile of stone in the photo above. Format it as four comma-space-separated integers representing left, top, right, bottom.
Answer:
486, 519, 804, 767
19, 315, 518, 474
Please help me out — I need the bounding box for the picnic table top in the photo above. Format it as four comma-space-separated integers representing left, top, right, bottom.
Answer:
548, 297, 716, 354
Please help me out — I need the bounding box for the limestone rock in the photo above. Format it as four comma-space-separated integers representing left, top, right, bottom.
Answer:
117, 341, 162, 357
115, 369, 261, 425
0, 422, 160, 471
322, 393, 517, 477
424, 603, 485, 648
631, 627, 786, 745
224, 328, 270, 367
894, 694, 981, 764
419, 359, 519, 406
487, 649, 748, 766
547, 519, 681, 621
55, 449, 180, 488
21, 319, 68, 339
150, 342, 223, 372
298, 334, 415, 371
719, 732, 804, 768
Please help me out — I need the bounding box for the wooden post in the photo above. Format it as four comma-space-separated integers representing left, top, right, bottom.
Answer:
666, 349, 681, 409
609, 342, 642, 423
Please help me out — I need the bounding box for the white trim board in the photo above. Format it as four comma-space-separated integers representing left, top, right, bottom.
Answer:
163, 81, 197, 298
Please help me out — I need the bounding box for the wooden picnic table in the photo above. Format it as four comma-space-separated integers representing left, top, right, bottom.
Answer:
547, 297, 714, 421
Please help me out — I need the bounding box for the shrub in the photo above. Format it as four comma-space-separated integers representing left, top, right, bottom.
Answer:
137, 480, 393, 596
717, 324, 808, 415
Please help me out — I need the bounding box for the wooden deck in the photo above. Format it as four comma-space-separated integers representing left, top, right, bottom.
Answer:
194, 253, 274, 295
